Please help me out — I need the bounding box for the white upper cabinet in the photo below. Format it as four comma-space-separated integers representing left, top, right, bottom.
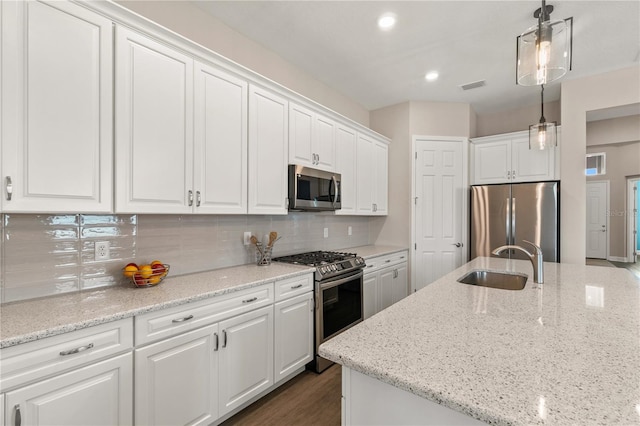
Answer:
115, 27, 249, 214
356, 133, 388, 215
115, 25, 194, 214
288, 102, 335, 171
335, 124, 357, 215
373, 139, 389, 215
194, 62, 248, 214
248, 85, 289, 215
1, 0, 113, 213
471, 130, 558, 185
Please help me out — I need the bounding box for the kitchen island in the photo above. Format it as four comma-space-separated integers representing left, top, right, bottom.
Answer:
319, 257, 640, 425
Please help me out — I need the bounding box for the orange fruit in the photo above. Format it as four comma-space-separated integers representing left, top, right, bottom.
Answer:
139, 264, 153, 279
150, 260, 163, 266
148, 275, 161, 285
123, 264, 138, 277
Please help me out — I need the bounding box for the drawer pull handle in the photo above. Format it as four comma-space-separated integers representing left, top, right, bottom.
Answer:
290, 284, 303, 289
222, 330, 227, 348
400, 256, 405, 259
242, 297, 258, 303
367, 265, 374, 268
15, 405, 21, 426
172, 315, 194, 323
385, 259, 391, 263
6, 176, 13, 201
214, 332, 219, 351
59, 343, 94, 356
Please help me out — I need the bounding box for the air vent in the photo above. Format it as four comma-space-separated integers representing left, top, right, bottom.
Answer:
459, 80, 486, 91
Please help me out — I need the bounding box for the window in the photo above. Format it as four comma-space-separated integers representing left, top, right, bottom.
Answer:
585, 152, 606, 176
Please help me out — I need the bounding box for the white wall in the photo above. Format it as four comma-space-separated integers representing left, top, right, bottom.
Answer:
561, 65, 640, 264
476, 101, 560, 137
587, 115, 640, 146
115, 0, 370, 126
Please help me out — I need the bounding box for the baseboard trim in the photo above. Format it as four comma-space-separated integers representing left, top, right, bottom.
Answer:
608, 256, 628, 263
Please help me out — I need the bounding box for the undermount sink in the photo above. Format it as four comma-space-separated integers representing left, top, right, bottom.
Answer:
457, 269, 528, 290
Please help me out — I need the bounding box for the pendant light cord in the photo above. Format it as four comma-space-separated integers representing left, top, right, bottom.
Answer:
539, 84, 546, 124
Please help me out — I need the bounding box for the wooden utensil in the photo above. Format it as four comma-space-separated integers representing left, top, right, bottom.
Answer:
268, 231, 278, 247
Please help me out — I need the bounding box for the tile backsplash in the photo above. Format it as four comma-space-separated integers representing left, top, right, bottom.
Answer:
0, 213, 372, 303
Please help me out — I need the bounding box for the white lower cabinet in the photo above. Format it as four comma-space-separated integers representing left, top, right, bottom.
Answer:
363, 251, 409, 319
134, 324, 219, 426
218, 305, 274, 416
4, 353, 132, 426
274, 292, 314, 383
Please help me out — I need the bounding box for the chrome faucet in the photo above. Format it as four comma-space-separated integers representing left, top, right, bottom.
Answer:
491, 240, 544, 284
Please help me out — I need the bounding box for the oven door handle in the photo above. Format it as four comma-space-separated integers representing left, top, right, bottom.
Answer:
319, 269, 363, 290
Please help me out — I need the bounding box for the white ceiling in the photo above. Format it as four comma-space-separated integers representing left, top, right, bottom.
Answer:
192, 1, 640, 115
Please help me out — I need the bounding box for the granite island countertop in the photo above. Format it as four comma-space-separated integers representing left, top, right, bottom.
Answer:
319, 257, 640, 425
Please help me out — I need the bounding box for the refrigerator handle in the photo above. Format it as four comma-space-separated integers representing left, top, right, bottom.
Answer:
505, 197, 511, 247
511, 197, 516, 245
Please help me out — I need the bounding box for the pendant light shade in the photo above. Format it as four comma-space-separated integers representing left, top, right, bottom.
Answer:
516, 1, 572, 86
529, 85, 557, 150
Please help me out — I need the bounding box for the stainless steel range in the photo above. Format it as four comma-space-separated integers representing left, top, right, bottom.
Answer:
273, 251, 365, 372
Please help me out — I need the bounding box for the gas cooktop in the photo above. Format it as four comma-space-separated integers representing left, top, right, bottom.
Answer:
273, 250, 365, 281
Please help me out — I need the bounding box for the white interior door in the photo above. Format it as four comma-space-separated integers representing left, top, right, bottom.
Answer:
413, 138, 467, 291
586, 181, 608, 259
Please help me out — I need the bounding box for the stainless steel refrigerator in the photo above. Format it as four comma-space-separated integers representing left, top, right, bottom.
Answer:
470, 181, 560, 262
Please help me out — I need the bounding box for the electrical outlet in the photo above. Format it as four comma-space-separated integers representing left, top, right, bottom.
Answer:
243, 231, 252, 246
324, 227, 329, 238
95, 241, 110, 261
348, 226, 352, 236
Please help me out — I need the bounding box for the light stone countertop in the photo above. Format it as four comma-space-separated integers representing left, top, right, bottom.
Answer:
319, 256, 640, 426
341, 244, 408, 259
0, 262, 313, 349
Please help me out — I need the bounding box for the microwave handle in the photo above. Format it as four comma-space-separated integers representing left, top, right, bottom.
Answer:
332, 175, 338, 207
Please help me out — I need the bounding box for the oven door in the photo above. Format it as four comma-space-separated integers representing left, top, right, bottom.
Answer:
316, 269, 363, 344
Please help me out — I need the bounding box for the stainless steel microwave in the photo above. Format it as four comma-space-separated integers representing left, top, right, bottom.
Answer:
288, 165, 341, 211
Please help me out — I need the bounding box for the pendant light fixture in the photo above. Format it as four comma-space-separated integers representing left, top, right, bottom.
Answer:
529, 85, 557, 150
516, 0, 572, 86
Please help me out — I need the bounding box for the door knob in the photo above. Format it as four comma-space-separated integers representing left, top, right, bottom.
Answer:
452, 242, 462, 248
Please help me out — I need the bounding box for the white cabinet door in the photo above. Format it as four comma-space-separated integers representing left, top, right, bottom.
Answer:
0, 393, 4, 426
248, 85, 288, 215
5, 353, 132, 426
472, 140, 511, 184
194, 62, 248, 214
315, 115, 336, 171
135, 324, 218, 426
289, 103, 314, 166
511, 137, 555, 182
373, 140, 389, 215
274, 292, 313, 383
378, 268, 395, 312
218, 305, 274, 416
392, 263, 408, 304
356, 134, 374, 214
115, 26, 194, 214
362, 273, 378, 320
1, 0, 113, 213
335, 125, 357, 215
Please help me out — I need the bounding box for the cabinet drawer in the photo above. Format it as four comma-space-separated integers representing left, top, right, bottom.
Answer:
0, 318, 133, 391
274, 274, 313, 302
135, 283, 273, 346
364, 251, 408, 274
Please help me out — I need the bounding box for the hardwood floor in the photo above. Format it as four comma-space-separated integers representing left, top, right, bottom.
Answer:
221, 364, 342, 426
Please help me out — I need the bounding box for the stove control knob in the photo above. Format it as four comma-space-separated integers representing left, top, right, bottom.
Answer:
331, 264, 337, 271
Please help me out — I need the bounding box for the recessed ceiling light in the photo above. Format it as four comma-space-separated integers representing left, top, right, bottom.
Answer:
425, 71, 439, 82
377, 13, 396, 30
